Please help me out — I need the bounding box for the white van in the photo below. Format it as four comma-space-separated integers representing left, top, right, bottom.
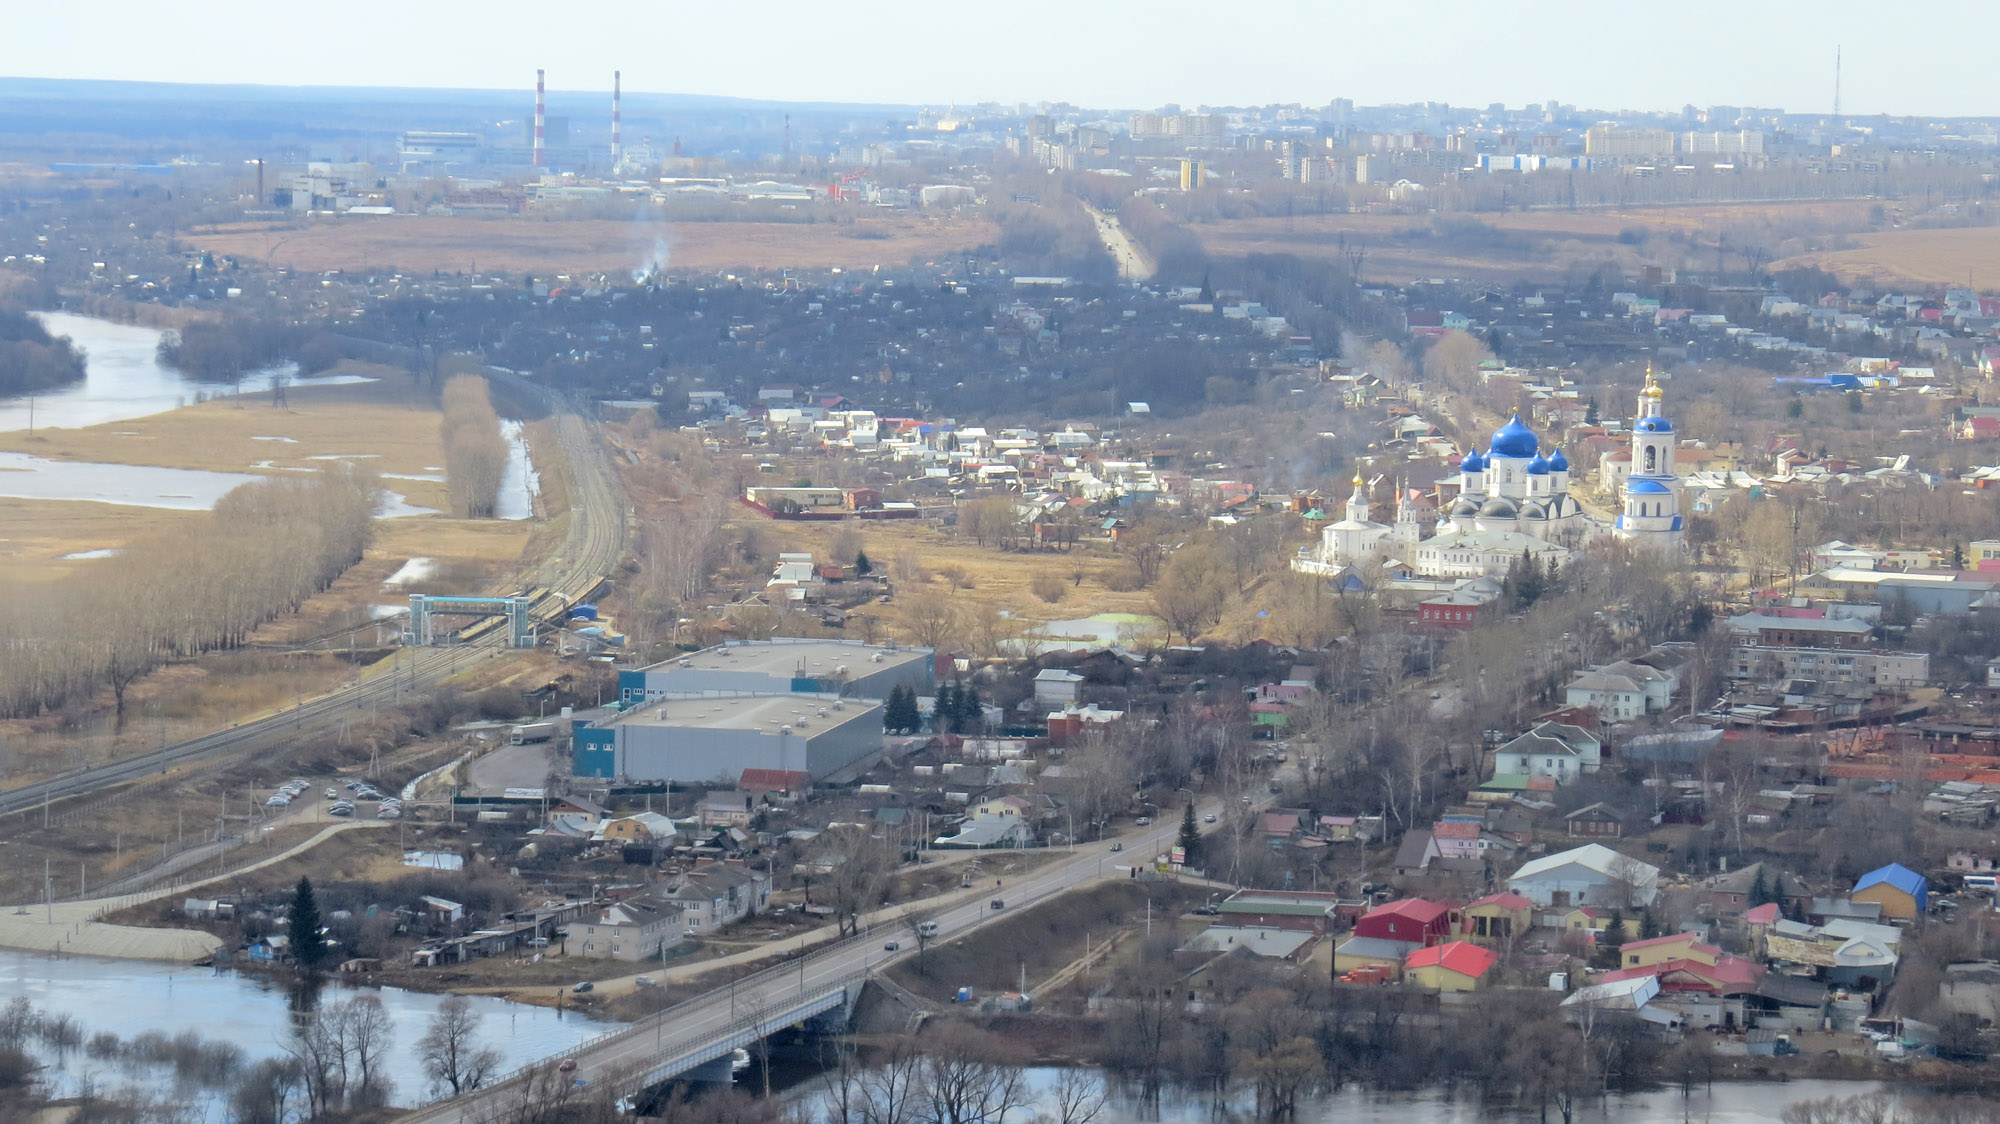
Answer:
917, 920, 940, 938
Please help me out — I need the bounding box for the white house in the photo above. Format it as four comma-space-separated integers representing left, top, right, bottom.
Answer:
574, 892, 688, 961
1493, 722, 1603, 783
1033, 668, 1085, 706
663, 864, 771, 931
1508, 843, 1660, 908
1564, 669, 1649, 721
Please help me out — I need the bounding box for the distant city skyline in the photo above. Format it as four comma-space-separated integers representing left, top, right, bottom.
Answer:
12, 0, 2000, 118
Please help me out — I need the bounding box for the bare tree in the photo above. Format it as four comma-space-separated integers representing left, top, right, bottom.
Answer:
857, 1038, 926, 1124
1048, 1067, 1108, 1124
811, 825, 895, 937
419, 996, 503, 1097
919, 1026, 1028, 1124
896, 591, 960, 651
334, 996, 395, 1106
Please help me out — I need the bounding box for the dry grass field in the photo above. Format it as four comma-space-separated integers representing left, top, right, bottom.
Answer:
0, 369, 537, 582
769, 518, 1158, 631
1194, 200, 1883, 282
1771, 224, 2000, 287
182, 212, 999, 276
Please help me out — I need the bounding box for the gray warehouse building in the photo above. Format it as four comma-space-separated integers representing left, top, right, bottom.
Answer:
615, 638, 935, 706
575, 693, 885, 784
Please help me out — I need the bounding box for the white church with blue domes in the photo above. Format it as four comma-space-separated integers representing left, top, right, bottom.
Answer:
1296, 372, 1682, 581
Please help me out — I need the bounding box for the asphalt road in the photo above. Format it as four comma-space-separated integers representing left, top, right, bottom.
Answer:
403, 801, 1233, 1123
0, 381, 630, 821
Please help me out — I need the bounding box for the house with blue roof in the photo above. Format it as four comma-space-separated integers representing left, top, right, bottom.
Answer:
1850, 863, 1926, 922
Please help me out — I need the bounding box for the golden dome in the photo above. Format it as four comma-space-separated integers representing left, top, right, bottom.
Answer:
1643, 382, 1664, 398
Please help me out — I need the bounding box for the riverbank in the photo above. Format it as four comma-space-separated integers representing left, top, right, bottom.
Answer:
0, 820, 388, 962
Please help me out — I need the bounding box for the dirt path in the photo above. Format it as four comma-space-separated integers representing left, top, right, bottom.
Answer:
0, 820, 386, 962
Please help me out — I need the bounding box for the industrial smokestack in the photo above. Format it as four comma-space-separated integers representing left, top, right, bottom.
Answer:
612, 71, 622, 170
534, 69, 546, 168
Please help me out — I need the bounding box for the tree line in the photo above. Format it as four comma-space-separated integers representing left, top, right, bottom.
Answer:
0, 466, 378, 722
441, 374, 509, 519
155, 314, 344, 383
0, 307, 86, 395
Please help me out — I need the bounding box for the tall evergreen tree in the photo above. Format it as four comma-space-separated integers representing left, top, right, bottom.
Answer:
958, 684, 984, 732
884, 684, 920, 734
1178, 805, 1202, 865
288, 876, 327, 970
932, 683, 957, 732
1600, 908, 1627, 965
853, 550, 873, 577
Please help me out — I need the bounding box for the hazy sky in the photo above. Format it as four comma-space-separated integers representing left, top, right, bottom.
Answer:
12, 0, 2000, 116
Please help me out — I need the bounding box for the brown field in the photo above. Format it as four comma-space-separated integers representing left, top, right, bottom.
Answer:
0, 369, 535, 582
181, 212, 999, 276
1195, 200, 1881, 282
769, 518, 1158, 634
1772, 224, 2000, 286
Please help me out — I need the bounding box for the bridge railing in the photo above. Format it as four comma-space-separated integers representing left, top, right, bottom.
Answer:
405, 970, 866, 1112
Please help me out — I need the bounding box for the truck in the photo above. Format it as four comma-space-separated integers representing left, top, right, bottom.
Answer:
510, 722, 559, 745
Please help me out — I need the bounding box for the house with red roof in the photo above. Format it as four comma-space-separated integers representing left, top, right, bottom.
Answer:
1405, 940, 1498, 991
1432, 820, 1483, 861
1354, 899, 1455, 947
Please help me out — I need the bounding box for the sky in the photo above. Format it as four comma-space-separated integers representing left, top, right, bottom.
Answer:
11, 0, 2000, 117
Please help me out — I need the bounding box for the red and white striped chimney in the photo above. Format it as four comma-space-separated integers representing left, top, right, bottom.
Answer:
533, 69, 546, 168
612, 71, 622, 168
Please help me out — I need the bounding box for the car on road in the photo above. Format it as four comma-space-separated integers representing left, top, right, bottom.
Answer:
571, 981, 593, 994
558, 1059, 578, 1073
990, 899, 1005, 910
883, 941, 900, 952
1109, 842, 1123, 852
1135, 816, 1152, 826
1203, 813, 1216, 823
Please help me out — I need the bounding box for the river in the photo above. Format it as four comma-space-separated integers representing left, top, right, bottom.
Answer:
0, 313, 533, 518
799, 1068, 1884, 1124
0, 947, 606, 1106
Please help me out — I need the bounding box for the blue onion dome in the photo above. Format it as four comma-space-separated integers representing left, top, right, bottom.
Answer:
1489, 413, 1539, 458
1526, 451, 1551, 476
1627, 478, 1672, 495
1459, 448, 1485, 473
1637, 417, 1673, 433
1548, 448, 1569, 471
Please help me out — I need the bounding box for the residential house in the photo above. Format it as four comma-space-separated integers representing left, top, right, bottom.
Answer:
738, 769, 812, 801
573, 893, 689, 961
1565, 802, 1629, 839
1032, 668, 1086, 706
698, 792, 759, 828
972, 795, 1037, 820
1704, 862, 1812, 918
246, 935, 290, 962
1260, 811, 1304, 849
1568, 660, 1676, 714
932, 816, 1037, 849
1850, 863, 1926, 921
595, 812, 678, 846
1508, 844, 1660, 908
1320, 815, 1383, 843
1464, 891, 1534, 944
1432, 820, 1483, 861
1619, 931, 1720, 972
1393, 830, 1442, 875
1354, 899, 1455, 947
1215, 890, 1340, 935
1562, 668, 1652, 721
1492, 722, 1602, 783
1404, 941, 1498, 992
1333, 935, 1417, 980
550, 795, 608, 825
664, 863, 771, 931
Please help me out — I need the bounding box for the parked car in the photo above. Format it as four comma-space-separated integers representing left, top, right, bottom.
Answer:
572, 981, 594, 994
1203, 813, 1216, 823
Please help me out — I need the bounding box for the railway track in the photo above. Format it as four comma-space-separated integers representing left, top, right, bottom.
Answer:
0, 378, 630, 819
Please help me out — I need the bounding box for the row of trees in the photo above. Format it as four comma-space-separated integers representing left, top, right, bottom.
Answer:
0, 466, 379, 722
155, 315, 340, 383
0, 308, 86, 394
441, 374, 509, 518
